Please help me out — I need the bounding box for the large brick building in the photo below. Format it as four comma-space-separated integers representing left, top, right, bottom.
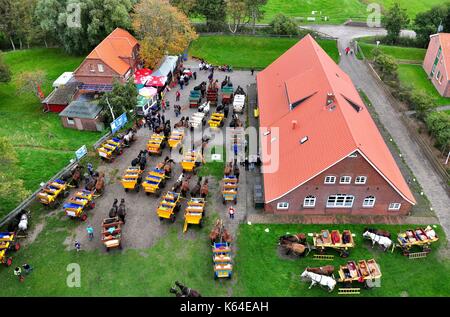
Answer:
74, 28, 141, 86
256, 34, 416, 216
423, 33, 450, 97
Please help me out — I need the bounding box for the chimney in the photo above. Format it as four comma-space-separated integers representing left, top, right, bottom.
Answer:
292, 120, 297, 129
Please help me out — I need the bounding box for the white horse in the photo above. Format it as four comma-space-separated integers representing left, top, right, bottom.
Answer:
300, 270, 336, 292
363, 231, 393, 251
199, 101, 210, 115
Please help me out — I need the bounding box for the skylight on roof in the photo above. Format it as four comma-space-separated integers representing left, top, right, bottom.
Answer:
300, 136, 309, 144
342, 95, 363, 113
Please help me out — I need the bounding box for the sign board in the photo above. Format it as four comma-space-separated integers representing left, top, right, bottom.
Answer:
75, 145, 88, 161
110, 112, 128, 134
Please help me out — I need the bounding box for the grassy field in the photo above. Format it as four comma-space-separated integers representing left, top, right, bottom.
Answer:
189, 35, 339, 69
234, 224, 449, 296
397, 64, 450, 106
358, 42, 426, 62
0, 49, 103, 217
365, 0, 445, 21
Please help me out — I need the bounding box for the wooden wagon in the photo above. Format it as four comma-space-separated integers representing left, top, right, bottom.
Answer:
395, 226, 439, 256
190, 112, 206, 129
168, 129, 184, 149
213, 242, 233, 279
98, 138, 122, 162
36, 179, 70, 208
221, 87, 234, 105
157, 191, 181, 223
183, 198, 206, 233
147, 134, 166, 156
142, 168, 166, 196
62, 190, 96, 221
207, 87, 218, 106
312, 229, 355, 258
181, 150, 202, 173
337, 259, 382, 289
101, 217, 123, 251
208, 112, 225, 128
222, 176, 238, 204
189, 90, 202, 108
120, 166, 143, 192
0, 232, 20, 267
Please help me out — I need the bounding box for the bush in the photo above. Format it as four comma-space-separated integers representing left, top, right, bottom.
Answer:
408, 90, 436, 120
269, 14, 299, 36
372, 49, 398, 81
425, 112, 450, 151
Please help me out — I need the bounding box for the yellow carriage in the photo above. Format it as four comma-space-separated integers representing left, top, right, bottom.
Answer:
396, 226, 439, 256
141, 167, 167, 196
183, 198, 206, 233
222, 176, 238, 204
168, 129, 184, 149
121, 166, 143, 192
208, 113, 225, 128
313, 229, 355, 258
0, 232, 20, 267
101, 217, 123, 252
147, 134, 166, 156
181, 150, 203, 173
98, 137, 122, 162
157, 191, 181, 223
337, 259, 382, 289
63, 190, 96, 221
36, 179, 69, 208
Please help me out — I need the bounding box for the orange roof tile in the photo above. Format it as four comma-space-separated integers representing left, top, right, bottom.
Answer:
257, 34, 416, 204
84, 28, 138, 75
437, 33, 450, 77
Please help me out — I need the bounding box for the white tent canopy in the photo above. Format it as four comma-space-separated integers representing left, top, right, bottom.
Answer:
53, 72, 74, 88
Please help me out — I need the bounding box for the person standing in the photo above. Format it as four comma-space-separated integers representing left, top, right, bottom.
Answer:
87, 163, 94, 176
193, 71, 197, 80
22, 263, 33, 275
228, 206, 235, 220
74, 240, 81, 252
251, 68, 254, 76
176, 90, 181, 101
86, 225, 94, 241
14, 266, 24, 282
233, 141, 238, 158
179, 78, 184, 90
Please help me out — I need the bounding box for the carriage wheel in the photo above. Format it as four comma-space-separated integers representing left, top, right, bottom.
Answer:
233, 198, 237, 205
6, 257, 13, 267
159, 217, 164, 222
106, 247, 110, 252
81, 214, 88, 222
402, 250, 410, 257
146, 192, 150, 196
199, 219, 204, 228
63, 191, 70, 198
170, 214, 176, 223
125, 188, 129, 193
14, 242, 21, 252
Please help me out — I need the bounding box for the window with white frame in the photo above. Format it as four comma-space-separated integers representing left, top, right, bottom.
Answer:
67, 117, 75, 125
436, 70, 441, 80
303, 195, 316, 208
363, 196, 376, 208
355, 176, 367, 184
98, 64, 104, 72
324, 176, 336, 184
326, 194, 354, 208
388, 203, 401, 211
277, 202, 289, 210
339, 176, 352, 184
348, 152, 358, 158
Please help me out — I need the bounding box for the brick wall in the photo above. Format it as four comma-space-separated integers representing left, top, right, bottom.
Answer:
423, 36, 449, 97
264, 154, 413, 216
74, 58, 126, 85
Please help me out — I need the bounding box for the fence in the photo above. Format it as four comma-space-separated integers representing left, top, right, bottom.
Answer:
0, 131, 113, 229
360, 53, 450, 186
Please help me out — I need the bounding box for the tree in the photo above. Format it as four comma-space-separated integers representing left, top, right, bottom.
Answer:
0, 54, 11, 83
414, 5, 448, 47
408, 90, 436, 121
132, 0, 197, 69
269, 14, 299, 36
226, 0, 249, 33
98, 80, 138, 124
246, 0, 267, 34
425, 111, 450, 152
170, 0, 197, 15
16, 70, 47, 100
382, 3, 410, 44
195, 0, 226, 32
0, 0, 17, 50
372, 49, 398, 81
35, 0, 71, 48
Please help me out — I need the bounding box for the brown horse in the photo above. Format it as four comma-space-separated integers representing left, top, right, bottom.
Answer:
282, 242, 309, 257
71, 166, 82, 188
95, 172, 105, 194
306, 265, 335, 276
170, 281, 201, 297
279, 233, 307, 245
174, 117, 185, 129
224, 162, 232, 176
209, 219, 233, 244
190, 177, 202, 197
180, 175, 191, 197
200, 178, 209, 198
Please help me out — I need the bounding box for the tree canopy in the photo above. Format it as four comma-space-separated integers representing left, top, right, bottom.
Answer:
269, 14, 299, 36
0, 54, 11, 83
414, 5, 448, 47
382, 3, 410, 44
98, 80, 138, 124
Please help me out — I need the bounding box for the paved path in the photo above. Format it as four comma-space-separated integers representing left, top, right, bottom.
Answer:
304, 25, 450, 242
406, 105, 450, 116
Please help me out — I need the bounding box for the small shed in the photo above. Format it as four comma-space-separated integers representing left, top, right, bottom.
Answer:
42, 81, 80, 113
59, 100, 104, 131
53, 72, 74, 88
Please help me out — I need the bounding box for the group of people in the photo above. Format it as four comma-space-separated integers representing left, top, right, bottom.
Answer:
109, 198, 127, 224
13, 263, 33, 282
344, 46, 354, 56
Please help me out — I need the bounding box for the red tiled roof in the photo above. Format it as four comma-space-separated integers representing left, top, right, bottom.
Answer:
84, 28, 138, 75
257, 34, 416, 204
437, 33, 450, 77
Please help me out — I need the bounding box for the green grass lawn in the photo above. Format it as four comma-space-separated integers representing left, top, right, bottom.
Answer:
365, 0, 445, 21
189, 35, 339, 69
0, 49, 103, 218
358, 42, 426, 63
397, 64, 450, 106
234, 224, 450, 296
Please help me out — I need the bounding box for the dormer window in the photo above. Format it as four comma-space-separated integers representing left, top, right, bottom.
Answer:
300, 136, 308, 144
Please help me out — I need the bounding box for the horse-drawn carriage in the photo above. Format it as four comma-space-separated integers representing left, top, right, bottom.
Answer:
213, 242, 233, 279
36, 179, 70, 208
121, 166, 143, 192
157, 191, 181, 223
147, 134, 166, 156
101, 217, 123, 251
142, 167, 167, 196
232, 94, 246, 114
207, 84, 218, 106
63, 190, 96, 221
208, 112, 225, 128
168, 129, 184, 149
183, 198, 206, 233
189, 90, 202, 108
395, 226, 438, 256
337, 259, 382, 288
181, 150, 202, 173
190, 112, 207, 129
221, 86, 234, 105
98, 137, 123, 162
222, 175, 238, 204
0, 232, 20, 267
312, 229, 355, 257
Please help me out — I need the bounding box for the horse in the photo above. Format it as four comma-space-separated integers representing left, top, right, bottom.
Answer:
71, 165, 83, 188
363, 230, 393, 251
174, 117, 185, 129
222, 228, 233, 244
306, 265, 335, 277
281, 241, 310, 257
173, 281, 202, 297
180, 175, 191, 197
364, 227, 391, 239
95, 172, 105, 194
279, 233, 306, 245
190, 177, 202, 197
200, 178, 209, 198
300, 270, 336, 292
224, 162, 233, 176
